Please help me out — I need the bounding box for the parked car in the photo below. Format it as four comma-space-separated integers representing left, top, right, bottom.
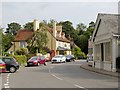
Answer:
27, 56, 47, 66
51, 55, 66, 63
0, 59, 6, 72
66, 55, 75, 62
1, 57, 19, 73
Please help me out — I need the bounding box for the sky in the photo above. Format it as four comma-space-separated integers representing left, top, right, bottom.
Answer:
1, 0, 119, 30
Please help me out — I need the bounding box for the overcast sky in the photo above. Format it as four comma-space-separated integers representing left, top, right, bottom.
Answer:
1, 0, 119, 30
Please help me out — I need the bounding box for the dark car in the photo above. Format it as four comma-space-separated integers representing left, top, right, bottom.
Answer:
0, 59, 6, 73
27, 56, 47, 66
66, 55, 75, 62
1, 57, 19, 73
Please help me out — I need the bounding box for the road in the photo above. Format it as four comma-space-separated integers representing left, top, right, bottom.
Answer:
0, 60, 119, 89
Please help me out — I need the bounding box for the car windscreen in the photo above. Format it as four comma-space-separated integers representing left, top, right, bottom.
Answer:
40, 56, 45, 59
0, 59, 5, 64
30, 57, 37, 60
55, 56, 62, 58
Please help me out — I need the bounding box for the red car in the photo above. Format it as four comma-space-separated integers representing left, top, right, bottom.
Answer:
27, 56, 47, 66
0, 59, 6, 72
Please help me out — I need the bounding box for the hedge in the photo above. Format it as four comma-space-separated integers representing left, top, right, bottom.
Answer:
13, 55, 27, 66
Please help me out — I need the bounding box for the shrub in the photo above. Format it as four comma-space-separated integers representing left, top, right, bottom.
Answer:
12, 55, 27, 66
72, 46, 86, 59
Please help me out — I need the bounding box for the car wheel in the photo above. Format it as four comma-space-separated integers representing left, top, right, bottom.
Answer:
37, 63, 40, 66
44, 62, 47, 66
9, 66, 16, 73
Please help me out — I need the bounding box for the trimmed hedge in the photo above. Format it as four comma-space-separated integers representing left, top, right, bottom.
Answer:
13, 55, 27, 66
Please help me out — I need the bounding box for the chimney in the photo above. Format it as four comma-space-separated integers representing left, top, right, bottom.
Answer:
33, 19, 39, 31
61, 32, 65, 39
53, 21, 56, 37
56, 26, 62, 37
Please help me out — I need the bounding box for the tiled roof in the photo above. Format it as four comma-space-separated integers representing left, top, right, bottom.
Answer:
14, 29, 33, 41
43, 25, 70, 43
56, 36, 70, 43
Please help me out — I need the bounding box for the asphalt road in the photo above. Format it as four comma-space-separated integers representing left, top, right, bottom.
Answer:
0, 60, 119, 89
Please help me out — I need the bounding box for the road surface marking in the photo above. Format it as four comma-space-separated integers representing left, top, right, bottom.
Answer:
4, 84, 8, 86
4, 86, 10, 88
7, 79, 9, 82
74, 84, 85, 88
51, 74, 63, 80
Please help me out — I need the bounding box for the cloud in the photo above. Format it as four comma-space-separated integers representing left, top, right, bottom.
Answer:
2, 2, 118, 29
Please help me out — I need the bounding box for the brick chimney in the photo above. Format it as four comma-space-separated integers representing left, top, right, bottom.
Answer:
61, 32, 65, 39
33, 19, 39, 31
53, 21, 57, 37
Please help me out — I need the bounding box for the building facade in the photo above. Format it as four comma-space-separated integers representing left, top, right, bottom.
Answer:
92, 13, 120, 72
8, 19, 71, 58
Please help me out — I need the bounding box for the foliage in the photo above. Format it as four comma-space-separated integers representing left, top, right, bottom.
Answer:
6, 22, 21, 35
12, 55, 27, 66
76, 23, 86, 35
58, 21, 76, 40
41, 50, 47, 55
15, 48, 28, 55
28, 26, 48, 53
23, 22, 34, 31
2, 33, 13, 52
72, 46, 86, 59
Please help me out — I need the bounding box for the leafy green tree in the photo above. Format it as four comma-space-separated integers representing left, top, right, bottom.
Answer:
58, 21, 76, 40
6, 22, 21, 35
76, 23, 86, 35
72, 46, 86, 59
2, 33, 13, 52
23, 22, 34, 31
28, 26, 48, 53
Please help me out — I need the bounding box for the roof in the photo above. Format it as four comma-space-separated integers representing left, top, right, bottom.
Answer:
43, 24, 70, 43
56, 36, 70, 43
14, 29, 33, 41
92, 13, 120, 42
57, 46, 71, 51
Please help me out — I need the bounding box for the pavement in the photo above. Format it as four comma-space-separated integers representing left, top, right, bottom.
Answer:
80, 61, 120, 78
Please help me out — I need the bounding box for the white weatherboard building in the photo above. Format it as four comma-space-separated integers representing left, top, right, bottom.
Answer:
92, 13, 120, 72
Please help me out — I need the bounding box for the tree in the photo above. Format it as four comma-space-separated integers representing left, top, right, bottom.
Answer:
76, 23, 86, 35
72, 46, 86, 59
6, 22, 21, 35
23, 22, 34, 31
58, 21, 76, 40
2, 33, 13, 52
28, 26, 48, 53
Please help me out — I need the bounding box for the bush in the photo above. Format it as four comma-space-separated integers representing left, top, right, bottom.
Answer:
72, 46, 86, 59
12, 55, 27, 66
15, 48, 28, 55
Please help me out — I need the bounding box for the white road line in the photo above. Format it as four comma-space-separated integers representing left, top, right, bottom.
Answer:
4, 86, 10, 88
51, 74, 63, 80
6, 81, 9, 84
6, 79, 9, 82
74, 84, 85, 88
4, 84, 8, 86
7, 76, 9, 79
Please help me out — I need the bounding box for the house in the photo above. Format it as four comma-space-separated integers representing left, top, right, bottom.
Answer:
8, 19, 71, 58
87, 36, 93, 61
92, 13, 120, 72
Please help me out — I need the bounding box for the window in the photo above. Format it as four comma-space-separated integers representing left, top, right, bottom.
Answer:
20, 41, 26, 48
95, 44, 101, 60
104, 42, 111, 61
